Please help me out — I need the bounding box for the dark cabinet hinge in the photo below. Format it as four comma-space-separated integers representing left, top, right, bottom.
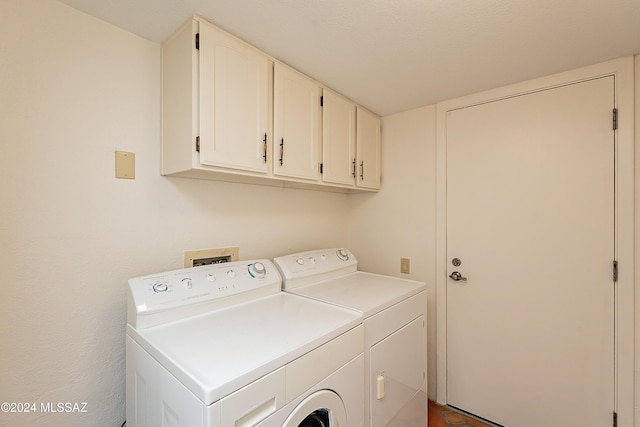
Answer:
320, 163, 323, 174
613, 260, 618, 282
196, 136, 200, 152
613, 411, 617, 427
320, 96, 323, 107
195, 33, 200, 50
613, 108, 618, 130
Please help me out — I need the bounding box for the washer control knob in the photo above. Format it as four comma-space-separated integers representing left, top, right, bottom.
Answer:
336, 249, 349, 261
226, 270, 236, 278
181, 278, 193, 289
320, 254, 327, 261
309, 257, 316, 264
206, 273, 216, 282
295, 258, 304, 265
152, 282, 168, 293
248, 262, 266, 278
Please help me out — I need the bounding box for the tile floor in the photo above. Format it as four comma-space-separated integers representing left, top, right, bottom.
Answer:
428, 400, 496, 427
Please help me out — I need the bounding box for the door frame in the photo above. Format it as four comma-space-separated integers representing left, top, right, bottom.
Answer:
435, 57, 635, 425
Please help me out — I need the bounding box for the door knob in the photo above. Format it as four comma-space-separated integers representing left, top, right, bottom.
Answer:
449, 271, 467, 282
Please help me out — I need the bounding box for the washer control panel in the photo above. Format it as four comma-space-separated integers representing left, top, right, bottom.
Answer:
273, 248, 358, 288
128, 259, 280, 316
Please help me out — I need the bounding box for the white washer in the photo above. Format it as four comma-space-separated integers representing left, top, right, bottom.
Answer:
126, 259, 364, 427
274, 249, 427, 427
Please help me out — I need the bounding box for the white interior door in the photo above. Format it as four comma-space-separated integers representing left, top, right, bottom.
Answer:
445, 76, 615, 426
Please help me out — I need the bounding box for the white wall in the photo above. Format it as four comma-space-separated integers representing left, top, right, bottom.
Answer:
347, 105, 437, 397
0, 1, 350, 425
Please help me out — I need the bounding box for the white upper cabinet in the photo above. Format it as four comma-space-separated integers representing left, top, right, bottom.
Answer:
198, 21, 272, 173
273, 63, 322, 181
161, 16, 380, 192
356, 107, 382, 190
322, 89, 357, 186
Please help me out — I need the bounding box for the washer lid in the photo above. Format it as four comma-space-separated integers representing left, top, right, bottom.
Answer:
291, 271, 426, 318
127, 292, 361, 405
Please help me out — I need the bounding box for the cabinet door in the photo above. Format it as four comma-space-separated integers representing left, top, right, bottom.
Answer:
199, 21, 271, 173
273, 63, 321, 181
322, 89, 356, 186
356, 108, 381, 189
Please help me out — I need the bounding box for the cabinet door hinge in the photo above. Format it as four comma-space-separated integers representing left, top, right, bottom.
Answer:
319, 163, 323, 174
613, 411, 617, 427
612, 108, 618, 130
320, 95, 323, 107
195, 33, 200, 50
196, 136, 200, 152
613, 260, 618, 283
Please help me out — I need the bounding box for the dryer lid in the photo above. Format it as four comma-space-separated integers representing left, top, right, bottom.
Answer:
289, 271, 426, 318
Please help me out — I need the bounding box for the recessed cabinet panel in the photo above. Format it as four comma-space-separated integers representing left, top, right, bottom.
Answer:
322, 89, 357, 186
273, 63, 321, 181
199, 21, 271, 173
356, 107, 382, 190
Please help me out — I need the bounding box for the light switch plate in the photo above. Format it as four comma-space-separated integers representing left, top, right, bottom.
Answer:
115, 151, 135, 179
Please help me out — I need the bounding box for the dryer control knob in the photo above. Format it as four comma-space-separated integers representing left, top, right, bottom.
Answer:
152, 282, 168, 293
337, 249, 349, 261
295, 257, 305, 265
248, 262, 266, 278
181, 278, 193, 289
226, 270, 236, 278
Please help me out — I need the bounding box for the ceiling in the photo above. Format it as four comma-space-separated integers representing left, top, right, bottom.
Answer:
57, 0, 640, 116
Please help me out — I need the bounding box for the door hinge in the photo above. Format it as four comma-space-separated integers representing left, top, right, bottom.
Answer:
196, 136, 200, 152
320, 95, 323, 107
613, 411, 617, 427
613, 260, 618, 282
612, 108, 618, 130
320, 163, 323, 174
195, 33, 200, 50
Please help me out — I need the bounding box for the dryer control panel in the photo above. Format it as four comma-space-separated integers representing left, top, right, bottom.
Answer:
274, 248, 358, 290
127, 259, 281, 328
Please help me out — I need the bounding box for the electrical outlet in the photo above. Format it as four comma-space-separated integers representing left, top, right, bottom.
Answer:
184, 247, 239, 268
400, 258, 410, 274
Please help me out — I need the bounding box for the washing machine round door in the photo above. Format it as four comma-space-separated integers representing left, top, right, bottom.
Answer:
282, 390, 347, 427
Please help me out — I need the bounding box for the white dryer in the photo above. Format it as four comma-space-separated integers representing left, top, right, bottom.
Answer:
274, 249, 427, 427
126, 259, 364, 427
